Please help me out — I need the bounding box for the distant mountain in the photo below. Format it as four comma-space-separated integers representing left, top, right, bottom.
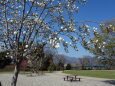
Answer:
53, 54, 79, 64
63, 56, 79, 63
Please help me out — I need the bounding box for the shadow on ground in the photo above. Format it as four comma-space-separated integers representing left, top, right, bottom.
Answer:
103, 80, 115, 85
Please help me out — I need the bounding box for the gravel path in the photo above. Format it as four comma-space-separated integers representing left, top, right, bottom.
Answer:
0, 72, 115, 86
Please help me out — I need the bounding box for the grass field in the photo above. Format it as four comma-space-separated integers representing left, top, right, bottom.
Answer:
63, 70, 115, 79
0, 71, 13, 74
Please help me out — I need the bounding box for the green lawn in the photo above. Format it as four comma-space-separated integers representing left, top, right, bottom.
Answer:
63, 70, 115, 79
0, 71, 13, 74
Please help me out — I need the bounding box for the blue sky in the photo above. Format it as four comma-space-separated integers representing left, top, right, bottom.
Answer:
58, 0, 115, 58
0, 0, 115, 57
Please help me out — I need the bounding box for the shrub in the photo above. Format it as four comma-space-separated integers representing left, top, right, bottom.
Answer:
66, 64, 71, 70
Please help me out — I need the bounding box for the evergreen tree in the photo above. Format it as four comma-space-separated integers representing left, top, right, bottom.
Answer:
66, 64, 71, 70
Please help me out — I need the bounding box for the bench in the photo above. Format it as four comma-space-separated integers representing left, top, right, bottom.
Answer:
64, 75, 80, 82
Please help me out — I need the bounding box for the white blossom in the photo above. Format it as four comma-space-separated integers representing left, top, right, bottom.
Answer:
109, 24, 112, 27
49, 39, 52, 44
25, 45, 29, 48
61, 26, 64, 29
71, 28, 76, 32
95, 39, 98, 43
100, 24, 105, 27
29, 0, 34, 2
13, 41, 16, 43
18, 5, 22, 8
63, 28, 67, 31
93, 27, 97, 32
34, 18, 39, 22
11, 56, 13, 59
87, 41, 90, 44
65, 42, 68, 44
103, 42, 106, 44
76, 7, 79, 9
24, 49, 27, 52
54, 37, 57, 40
55, 43, 60, 48
72, 4, 76, 9
84, 24, 89, 29
70, 42, 72, 46
9, 19, 13, 22
14, 31, 17, 35
87, 29, 90, 32
59, 37, 64, 41
23, 31, 26, 34
83, 0, 86, 1
98, 56, 101, 59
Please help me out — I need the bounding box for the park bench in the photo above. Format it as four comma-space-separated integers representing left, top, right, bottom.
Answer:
64, 75, 80, 82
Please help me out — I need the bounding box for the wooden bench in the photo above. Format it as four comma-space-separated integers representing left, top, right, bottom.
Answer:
64, 75, 80, 82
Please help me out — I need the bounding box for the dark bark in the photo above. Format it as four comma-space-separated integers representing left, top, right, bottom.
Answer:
0, 81, 2, 86
11, 61, 21, 86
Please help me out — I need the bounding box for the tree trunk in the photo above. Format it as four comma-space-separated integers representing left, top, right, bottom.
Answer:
0, 81, 2, 86
11, 62, 21, 86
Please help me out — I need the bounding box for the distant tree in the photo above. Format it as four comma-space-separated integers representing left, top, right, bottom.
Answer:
26, 44, 46, 73
0, 51, 12, 68
66, 64, 71, 70
42, 52, 53, 70
98, 57, 113, 66
55, 54, 67, 70
40, 48, 56, 70
57, 59, 64, 71
48, 61, 56, 72
25, 46, 56, 73
79, 56, 94, 69
0, 51, 7, 60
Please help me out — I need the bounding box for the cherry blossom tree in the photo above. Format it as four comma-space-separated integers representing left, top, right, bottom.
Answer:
82, 20, 115, 63
0, 0, 87, 86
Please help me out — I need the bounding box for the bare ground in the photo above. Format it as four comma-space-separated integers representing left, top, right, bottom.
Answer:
0, 71, 115, 86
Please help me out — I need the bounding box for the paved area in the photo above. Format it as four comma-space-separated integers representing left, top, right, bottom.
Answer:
0, 72, 115, 86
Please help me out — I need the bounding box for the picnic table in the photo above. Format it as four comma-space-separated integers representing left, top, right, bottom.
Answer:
64, 75, 80, 82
